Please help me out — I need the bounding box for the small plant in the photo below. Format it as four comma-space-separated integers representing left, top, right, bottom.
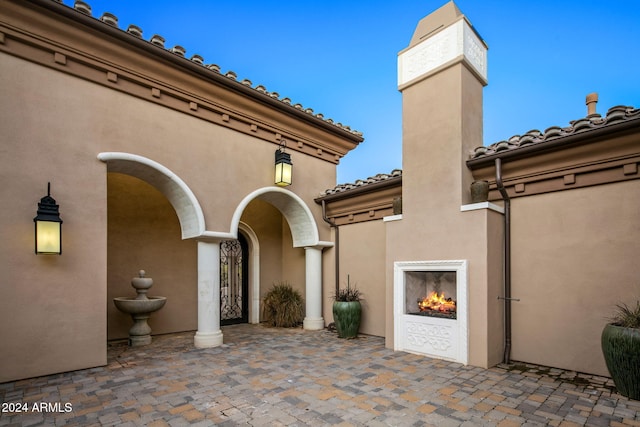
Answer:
262, 282, 304, 328
333, 275, 362, 302
610, 301, 640, 329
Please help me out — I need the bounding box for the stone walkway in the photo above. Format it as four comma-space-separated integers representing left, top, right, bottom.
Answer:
1, 324, 638, 426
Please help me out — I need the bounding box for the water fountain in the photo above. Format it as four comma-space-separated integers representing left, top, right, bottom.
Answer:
113, 270, 167, 346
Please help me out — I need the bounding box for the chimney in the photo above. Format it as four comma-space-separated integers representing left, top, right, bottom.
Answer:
397, 1, 487, 206
586, 92, 599, 117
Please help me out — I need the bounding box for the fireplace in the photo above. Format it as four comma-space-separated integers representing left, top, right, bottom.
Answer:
394, 260, 468, 364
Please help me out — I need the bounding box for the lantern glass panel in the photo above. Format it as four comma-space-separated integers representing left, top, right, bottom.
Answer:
275, 162, 292, 186
36, 220, 61, 254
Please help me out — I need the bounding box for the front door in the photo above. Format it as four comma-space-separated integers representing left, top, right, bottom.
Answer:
220, 234, 249, 325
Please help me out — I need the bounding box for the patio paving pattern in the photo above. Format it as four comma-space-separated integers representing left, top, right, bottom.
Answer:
1, 324, 639, 426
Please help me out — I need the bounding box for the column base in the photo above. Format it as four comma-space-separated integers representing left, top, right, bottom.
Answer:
194, 330, 223, 348
303, 317, 325, 331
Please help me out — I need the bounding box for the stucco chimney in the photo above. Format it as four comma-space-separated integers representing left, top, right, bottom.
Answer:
586, 92, 598, 116
397, 1, 488, 207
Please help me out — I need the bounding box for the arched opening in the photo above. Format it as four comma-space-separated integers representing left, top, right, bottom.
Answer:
229, 188, 332, 331
98, 152, 205, 239
99, 152, 204, 341
229, 187, 320, 248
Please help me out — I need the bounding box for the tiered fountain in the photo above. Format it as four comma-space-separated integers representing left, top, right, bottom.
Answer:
113, 270, 167, 346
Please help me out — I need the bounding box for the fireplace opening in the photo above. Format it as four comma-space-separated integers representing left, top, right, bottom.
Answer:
405, 271, 457, 319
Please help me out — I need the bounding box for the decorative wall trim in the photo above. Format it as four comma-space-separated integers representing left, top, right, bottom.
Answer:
478, 153, 640, 201
398, 18, 487, 89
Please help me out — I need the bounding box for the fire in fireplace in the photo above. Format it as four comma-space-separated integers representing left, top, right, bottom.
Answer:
417, 291, 456, 319
405, 271, 457, 319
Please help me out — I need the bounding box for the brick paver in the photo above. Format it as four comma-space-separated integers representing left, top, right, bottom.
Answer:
1, 324, 639, 426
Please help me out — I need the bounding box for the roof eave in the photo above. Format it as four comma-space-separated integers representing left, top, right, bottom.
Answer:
25, 0, 364, 144
466, 116, 640, 170
315, 175, 402, 203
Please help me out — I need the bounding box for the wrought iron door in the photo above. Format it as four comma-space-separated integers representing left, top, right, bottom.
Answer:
220, 234, 249, 325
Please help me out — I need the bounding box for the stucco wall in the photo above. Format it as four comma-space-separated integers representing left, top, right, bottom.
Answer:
0, 54, 108, 382
510, 180, 640, 376
334, 221, 387, 337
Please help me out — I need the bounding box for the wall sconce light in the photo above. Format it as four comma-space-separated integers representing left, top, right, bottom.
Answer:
274, 140, 292, 187
34, 182, 63, 255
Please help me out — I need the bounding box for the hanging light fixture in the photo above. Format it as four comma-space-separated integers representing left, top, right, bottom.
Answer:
274, 140, 292, 187
34, 182, 63, 255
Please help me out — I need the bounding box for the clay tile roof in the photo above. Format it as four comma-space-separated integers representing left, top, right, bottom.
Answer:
469, 105, 640, 160
319, 169, 403, 198
60, 0, 363, 138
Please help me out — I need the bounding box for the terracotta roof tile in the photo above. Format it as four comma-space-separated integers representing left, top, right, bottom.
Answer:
61, 0, 362, 138
470, 105, 640, 160
320, 169, 402, 197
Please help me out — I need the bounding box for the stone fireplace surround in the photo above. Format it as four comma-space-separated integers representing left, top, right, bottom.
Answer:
393, 260, 468, 364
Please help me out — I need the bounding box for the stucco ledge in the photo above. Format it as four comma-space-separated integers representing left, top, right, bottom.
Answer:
460, 202, 504, 214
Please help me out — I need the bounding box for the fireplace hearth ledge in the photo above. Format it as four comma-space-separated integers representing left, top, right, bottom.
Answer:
393, 260, 469, 365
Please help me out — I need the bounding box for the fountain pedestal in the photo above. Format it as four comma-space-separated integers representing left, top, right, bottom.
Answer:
113, 270, 166, 346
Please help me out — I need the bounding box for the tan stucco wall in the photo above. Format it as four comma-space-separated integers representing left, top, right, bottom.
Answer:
334, 221, 387, 337
510, 180, 640, 376
0, 54, 108, 382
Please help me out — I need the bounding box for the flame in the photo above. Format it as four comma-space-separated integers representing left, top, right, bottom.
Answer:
418, 291, 456, 312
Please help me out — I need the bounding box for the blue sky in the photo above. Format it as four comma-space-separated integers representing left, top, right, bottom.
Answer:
62, 1, 640, 184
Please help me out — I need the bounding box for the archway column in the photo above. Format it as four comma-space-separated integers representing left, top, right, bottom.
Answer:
194, 240, 224, 348
303, 245, 325, 330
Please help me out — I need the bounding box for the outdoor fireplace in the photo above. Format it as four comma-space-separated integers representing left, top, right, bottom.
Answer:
394, 260, 468, 364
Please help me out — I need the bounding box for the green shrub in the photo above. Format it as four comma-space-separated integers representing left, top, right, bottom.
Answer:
262, 282, 304, 327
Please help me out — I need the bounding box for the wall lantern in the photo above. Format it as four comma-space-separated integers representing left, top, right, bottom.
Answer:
34, 182, 63, 255
274, 141, 292, 187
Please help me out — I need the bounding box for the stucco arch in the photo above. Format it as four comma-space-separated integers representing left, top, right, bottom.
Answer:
97, 152, 205, 239
228, 187, 320, 248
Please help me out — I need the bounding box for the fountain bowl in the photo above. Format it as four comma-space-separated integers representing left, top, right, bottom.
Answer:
113, 296, 166, 315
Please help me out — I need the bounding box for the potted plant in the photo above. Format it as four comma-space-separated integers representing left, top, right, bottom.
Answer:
332, 276, 362, 339
262, 282, 304, 328
601, 301, 640, 400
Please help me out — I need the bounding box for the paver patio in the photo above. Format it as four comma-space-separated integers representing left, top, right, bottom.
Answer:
1, 324, 638, 426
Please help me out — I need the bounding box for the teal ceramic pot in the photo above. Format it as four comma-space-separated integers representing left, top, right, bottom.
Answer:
601, 323, 640, 400
333, 301, 361, 339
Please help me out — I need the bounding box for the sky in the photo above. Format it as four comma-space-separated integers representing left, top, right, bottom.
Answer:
61, 0, 640, 184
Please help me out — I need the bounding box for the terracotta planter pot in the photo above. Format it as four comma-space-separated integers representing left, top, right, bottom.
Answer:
470, 180, 489, 203
601, 323, 640, 400
332, 301, 361, 339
